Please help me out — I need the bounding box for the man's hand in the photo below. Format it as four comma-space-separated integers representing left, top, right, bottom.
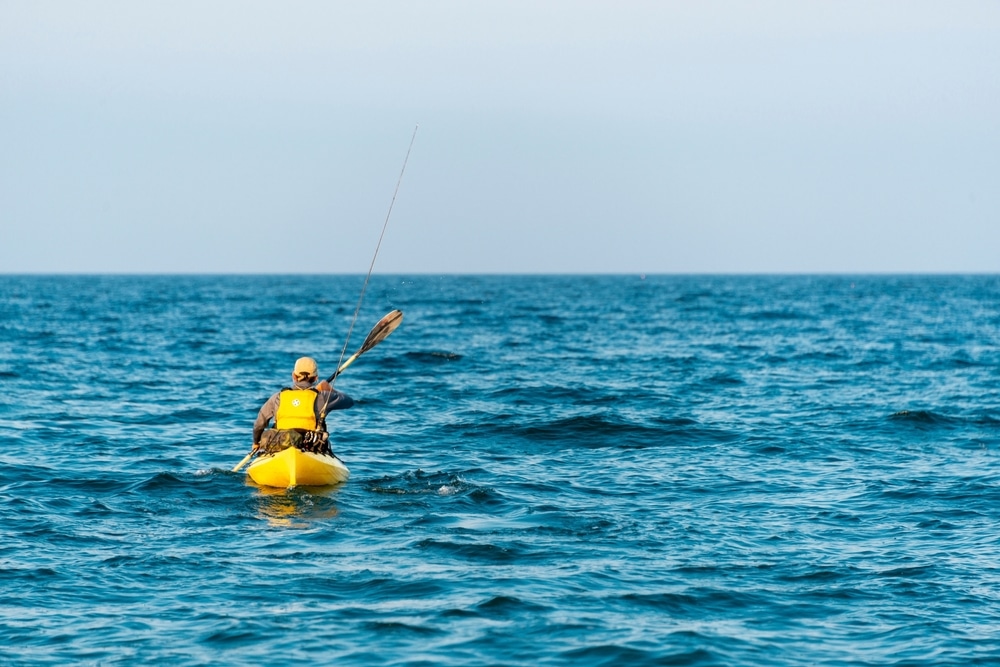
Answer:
317, 380, 332, 392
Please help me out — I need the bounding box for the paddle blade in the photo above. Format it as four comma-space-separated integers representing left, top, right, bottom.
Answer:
326, 310, 403, 382
358, 309, 403, 355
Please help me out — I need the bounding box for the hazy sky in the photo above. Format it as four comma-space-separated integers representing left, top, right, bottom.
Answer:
2, 1, 998, 274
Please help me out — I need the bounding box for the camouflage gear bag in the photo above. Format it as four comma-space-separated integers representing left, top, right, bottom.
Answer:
258, 429, 331, 456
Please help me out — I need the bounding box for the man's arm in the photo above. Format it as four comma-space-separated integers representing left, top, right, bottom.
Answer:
252, 393, 280, 444
317, 386, 354, 413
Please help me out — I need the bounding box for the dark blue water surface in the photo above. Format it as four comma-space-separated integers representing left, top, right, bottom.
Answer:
2, 275, 1000, 666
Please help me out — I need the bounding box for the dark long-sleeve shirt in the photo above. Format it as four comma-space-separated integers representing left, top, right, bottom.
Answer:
252, 378, 354, 444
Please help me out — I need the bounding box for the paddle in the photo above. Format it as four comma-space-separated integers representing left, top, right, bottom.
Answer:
231, 309, 404, 473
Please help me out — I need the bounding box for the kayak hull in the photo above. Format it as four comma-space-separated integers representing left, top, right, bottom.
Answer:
247, 447, 350, 488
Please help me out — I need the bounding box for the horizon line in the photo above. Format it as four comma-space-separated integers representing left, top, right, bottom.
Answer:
2, 271, 998, 277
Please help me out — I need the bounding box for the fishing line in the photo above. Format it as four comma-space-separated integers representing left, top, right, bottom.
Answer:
332, 124, 418, 388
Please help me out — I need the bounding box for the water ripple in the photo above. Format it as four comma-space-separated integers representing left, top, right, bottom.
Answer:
2, 275, 1000, 666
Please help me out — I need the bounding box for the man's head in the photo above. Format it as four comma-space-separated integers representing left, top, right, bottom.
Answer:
292, 356, 318, 383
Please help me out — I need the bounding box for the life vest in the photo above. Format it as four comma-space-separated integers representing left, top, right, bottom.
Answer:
275, 388, 319, 431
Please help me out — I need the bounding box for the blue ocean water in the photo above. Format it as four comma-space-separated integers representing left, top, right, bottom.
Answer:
1, 274, 999, 666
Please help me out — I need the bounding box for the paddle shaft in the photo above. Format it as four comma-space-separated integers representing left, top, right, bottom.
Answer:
326, 352, 361, 383
232, 450, 255, 473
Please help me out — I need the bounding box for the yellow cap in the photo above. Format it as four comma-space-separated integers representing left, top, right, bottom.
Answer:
293, 356, 318, 379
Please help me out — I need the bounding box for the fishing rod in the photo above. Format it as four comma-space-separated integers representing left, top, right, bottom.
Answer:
231, 126, 418, 474
332, 123, 418, 389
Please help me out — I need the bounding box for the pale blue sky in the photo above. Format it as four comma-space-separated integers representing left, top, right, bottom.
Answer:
2, 1, 998, 273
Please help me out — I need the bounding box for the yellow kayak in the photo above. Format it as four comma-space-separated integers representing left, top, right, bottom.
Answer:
246, 447, 350, 488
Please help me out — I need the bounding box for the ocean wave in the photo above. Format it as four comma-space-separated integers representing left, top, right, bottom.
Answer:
503, 414, 737, 450
887, 410, 962, 427
404, 351, 464, 363
5, 275, 1000, 666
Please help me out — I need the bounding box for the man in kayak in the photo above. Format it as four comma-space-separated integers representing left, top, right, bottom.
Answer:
252, 356, 354, 456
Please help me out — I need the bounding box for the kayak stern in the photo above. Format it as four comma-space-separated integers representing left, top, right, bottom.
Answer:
246, 447, 350, 488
